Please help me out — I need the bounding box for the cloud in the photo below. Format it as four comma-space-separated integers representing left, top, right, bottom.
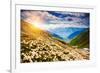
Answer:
52, 11, 87, 17
21, 10, 89, 30
21, 10, 58, 21
42, 23, 88, 30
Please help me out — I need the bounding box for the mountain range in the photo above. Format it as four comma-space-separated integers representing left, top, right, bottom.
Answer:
48, 27, 85, 42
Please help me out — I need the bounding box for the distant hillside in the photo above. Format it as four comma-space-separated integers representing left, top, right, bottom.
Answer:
49, 32, 64, 40
68, 30, 84, 40
70, 29, 89, 48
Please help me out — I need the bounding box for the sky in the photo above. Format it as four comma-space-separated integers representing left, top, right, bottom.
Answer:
21, 10, 90, 30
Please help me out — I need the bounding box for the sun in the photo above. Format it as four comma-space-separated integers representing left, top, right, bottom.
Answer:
25, 15, 50, 30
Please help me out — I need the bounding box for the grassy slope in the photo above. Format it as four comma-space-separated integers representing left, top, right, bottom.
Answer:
70, 29, 89, 48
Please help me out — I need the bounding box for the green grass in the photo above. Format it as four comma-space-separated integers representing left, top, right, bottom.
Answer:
70, 29, 89, 48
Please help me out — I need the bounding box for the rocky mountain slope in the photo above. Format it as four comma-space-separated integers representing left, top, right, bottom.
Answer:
21, 20, 89, 63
